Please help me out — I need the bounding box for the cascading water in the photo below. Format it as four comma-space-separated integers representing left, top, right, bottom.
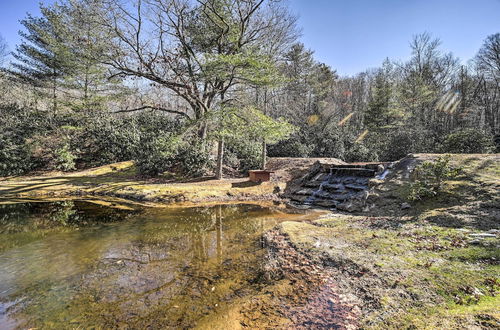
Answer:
375, 168, 390, 180
304, 168, 333, 205
291, 163, 389, 211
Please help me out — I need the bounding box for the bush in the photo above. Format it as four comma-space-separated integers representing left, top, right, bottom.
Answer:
55, 144, 76, 171
0, 133, 33, 176
224, 139, 261, 173
408, 155, 461, 201
134, 134, 181, 176
268, 132, 313, 158
134, 133, 213, 177
77, 116, 139, 167
441, 129, 495, 154
345, 142, 379, 162
175, 140, 213, 177
380, 128, 438, 161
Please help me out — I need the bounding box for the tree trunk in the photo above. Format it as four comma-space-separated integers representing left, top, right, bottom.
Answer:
198, 123, 207, 140
261, 140, 267, 170
216, 138, 224, 179
261, 88, 268, 170
52, 68, 57, 115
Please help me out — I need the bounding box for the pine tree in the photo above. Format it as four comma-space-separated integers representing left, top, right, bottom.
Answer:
8, 5, 73, 113
364, 59, 399, 130
61, 0, 125, 110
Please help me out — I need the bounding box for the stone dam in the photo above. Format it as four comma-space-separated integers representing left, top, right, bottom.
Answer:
289, 162, 391, 212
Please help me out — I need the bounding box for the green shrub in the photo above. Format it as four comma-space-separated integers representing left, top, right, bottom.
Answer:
134, 135, 181, 176
0, 133, 33, 176
175, 140, 213, 177
224, 139, 261, 173
76, 115, 139, 167
345, 142, 379, 162
408, 155, 461, 201
55, 144, 76, 171
135, 135, 212, 177
441, 129, 495, 154
380, 128, 437, 161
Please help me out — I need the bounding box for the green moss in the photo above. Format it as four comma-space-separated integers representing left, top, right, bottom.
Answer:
447, 246, 500, 262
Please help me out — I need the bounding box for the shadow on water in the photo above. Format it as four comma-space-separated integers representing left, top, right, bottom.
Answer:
0, 200, 291, 329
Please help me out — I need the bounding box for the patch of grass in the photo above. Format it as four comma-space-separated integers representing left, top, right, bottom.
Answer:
446, 246, 500, 262
279, 214, 499, 328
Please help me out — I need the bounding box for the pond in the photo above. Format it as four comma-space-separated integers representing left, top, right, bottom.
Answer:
0, 200, 298, 329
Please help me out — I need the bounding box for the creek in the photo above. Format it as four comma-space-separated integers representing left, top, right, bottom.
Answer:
0, 200, 296, 329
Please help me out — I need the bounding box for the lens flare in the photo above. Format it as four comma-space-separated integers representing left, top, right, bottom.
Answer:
355, 129, 369, 143
338, 112, 354, 126
436, 91, 461, 114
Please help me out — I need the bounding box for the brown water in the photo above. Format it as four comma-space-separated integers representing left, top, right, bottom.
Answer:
0, 201, 294, 329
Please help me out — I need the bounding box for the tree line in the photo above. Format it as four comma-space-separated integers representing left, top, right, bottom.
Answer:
0, 0, 498, 178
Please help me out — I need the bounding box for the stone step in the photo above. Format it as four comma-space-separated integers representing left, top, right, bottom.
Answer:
303, 181, 323, 188
312, 200, 338, 208
344, 183, 368, 191
330, 168, 376, 177
329, 177, 370, 185
321, 183, 345, 192
329, 163, 389, 170
290, 195, 310, 203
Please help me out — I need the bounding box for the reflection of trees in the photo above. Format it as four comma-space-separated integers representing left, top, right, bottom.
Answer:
0, 201, 134, 235
0, 201, 75, 233
2, 203, 284, 329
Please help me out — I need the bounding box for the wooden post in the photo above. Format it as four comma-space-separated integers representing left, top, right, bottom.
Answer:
261, 140, 267, 170
262, 88, 268, 170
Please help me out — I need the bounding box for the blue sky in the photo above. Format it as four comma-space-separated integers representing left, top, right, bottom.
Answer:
1, 0, 499, 75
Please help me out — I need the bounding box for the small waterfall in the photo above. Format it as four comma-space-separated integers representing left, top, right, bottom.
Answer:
375, 168, 390, 180
304, 168, 332, 205
291, 163, 388, 211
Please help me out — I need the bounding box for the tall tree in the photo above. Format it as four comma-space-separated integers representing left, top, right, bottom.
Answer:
475, 33, 500, 82
474, 33, 500, 135
99, 0, 298, 138
8, 4, 73, 113
60, 0, 126, 110
364, 59, 401, 130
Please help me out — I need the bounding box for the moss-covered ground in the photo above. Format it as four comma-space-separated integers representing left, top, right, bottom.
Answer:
262, 154, 499, 328
0, 161, 287, 206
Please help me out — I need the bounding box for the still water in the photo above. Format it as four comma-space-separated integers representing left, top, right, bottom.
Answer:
0, 201, 295, 329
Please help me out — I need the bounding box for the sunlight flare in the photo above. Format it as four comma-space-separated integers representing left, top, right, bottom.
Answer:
338, 112, 354, 126
355, 129, 369, 143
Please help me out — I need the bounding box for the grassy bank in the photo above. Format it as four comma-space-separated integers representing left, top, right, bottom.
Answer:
0, 158, 345, 206
263, 154, 499, 328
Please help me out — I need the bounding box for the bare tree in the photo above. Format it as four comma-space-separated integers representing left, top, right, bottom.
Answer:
475, 33, 500, 82
473, 33, 500, 135
98, 0, 298, 139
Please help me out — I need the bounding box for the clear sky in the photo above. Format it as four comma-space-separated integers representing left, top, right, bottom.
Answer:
1, 0, 499, 75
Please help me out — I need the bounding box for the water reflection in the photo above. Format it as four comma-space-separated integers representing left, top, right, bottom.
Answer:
0, 201, 288, 329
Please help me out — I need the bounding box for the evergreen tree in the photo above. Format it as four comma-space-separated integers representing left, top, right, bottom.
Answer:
61, 0, 125, 110
364, 60, 399, 130
8, 4, 73, 113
